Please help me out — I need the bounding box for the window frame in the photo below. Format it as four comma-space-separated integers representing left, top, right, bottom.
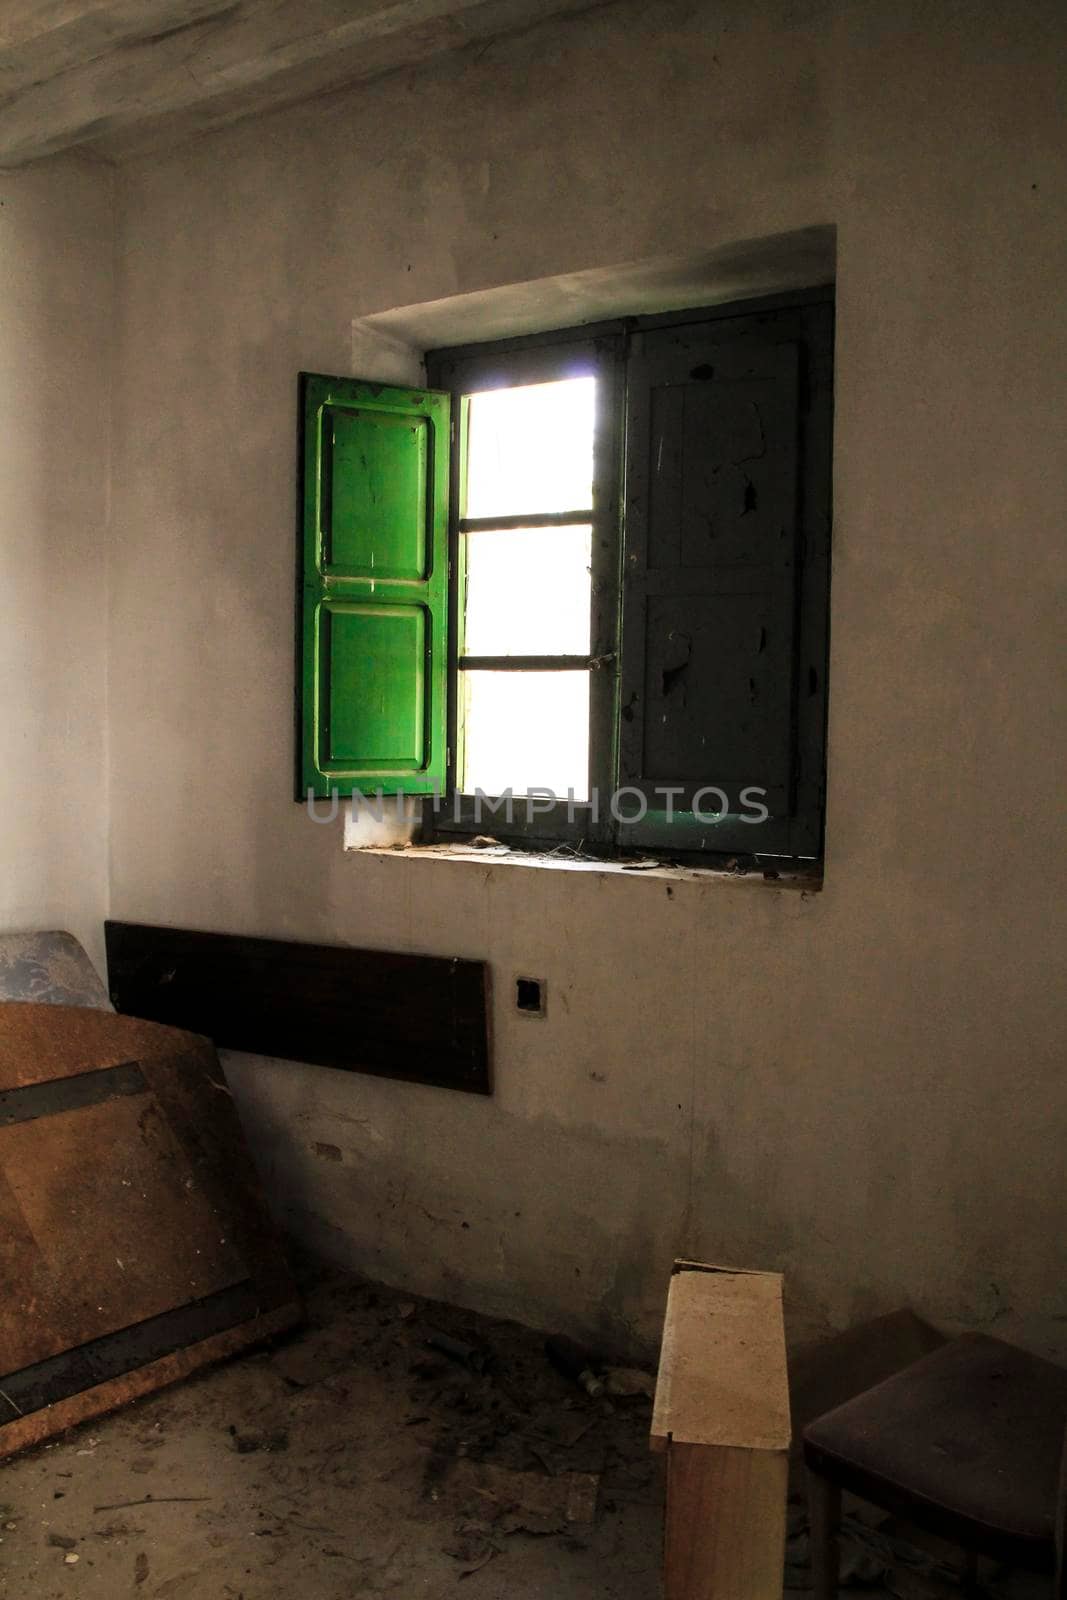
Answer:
423, 286, 833, 865
427, 329, 627, 847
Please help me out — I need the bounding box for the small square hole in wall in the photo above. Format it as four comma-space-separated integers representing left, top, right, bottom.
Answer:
516, 977, 545, 1016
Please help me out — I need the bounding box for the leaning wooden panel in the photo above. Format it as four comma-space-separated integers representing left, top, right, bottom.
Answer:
0, 1003, 301, 1459
652, 1260, 791, 1600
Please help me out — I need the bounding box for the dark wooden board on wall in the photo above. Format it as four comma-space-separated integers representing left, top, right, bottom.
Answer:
105, 922, 491, 1096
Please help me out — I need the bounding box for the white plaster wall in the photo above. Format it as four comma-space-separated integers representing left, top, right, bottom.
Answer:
108, 0, 1067, 1356
0, 157, 112, 973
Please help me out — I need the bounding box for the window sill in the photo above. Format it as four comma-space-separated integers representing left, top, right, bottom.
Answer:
344, 837, 821, 890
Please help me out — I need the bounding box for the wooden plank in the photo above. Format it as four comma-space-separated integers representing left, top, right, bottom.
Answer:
0, 1303, 296, 1458
105, 921, 492, 1095
664, 1442, 788, 1600
652, 1260, 791, 1600
651, 1261, 791, 1453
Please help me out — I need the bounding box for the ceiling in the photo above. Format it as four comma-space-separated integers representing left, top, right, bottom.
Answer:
0, 0, 610, 167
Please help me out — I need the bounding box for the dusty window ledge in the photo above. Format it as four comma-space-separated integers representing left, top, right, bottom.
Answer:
344, 837, 820, 889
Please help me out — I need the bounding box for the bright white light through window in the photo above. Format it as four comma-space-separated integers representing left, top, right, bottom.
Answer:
460, 375, 595, 802
463, 525, 592, 657
462, 671, 590, 800
465, 378, 595, 518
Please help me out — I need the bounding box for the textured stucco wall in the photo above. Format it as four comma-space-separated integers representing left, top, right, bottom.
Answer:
0, 157, 112, 973
108, 0, 1067, 1355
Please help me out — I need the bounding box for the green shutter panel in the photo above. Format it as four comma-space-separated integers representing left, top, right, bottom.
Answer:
617, 300, 832, 856
299, 373, 451, 798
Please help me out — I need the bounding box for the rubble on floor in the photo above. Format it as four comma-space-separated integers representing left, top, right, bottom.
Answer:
0, 1261, 663, 1599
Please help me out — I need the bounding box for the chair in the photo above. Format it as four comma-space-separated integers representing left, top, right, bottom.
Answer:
803, 1332, 1067, 1599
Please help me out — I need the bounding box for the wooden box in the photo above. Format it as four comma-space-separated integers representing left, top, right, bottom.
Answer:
651, 1260, 791, 1600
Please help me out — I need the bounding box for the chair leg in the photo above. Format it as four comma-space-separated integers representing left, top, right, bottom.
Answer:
807, 1468, 841, 1600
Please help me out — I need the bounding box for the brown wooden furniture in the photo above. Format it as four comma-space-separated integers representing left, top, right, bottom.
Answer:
651, 1260, 792, 1600
0, 1002, 300, 1458
803, 1332, 1067, 1600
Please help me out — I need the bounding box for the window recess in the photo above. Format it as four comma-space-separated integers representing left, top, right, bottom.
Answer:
298, 288, 833, 865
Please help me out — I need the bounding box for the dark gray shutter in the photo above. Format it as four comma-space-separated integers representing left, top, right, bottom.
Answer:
616, 299, 832, 857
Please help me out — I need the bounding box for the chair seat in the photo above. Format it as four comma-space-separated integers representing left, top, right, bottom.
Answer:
803, 1333, 1067, 1563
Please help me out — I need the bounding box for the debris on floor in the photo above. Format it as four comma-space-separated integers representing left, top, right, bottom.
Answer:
227, 1426, 289, 1456
441, 1458, 600, 1527
424, 1326, 492, 1373
0, 1260, 664, 1599
545, 1334, 606, 1397
603, 1368, 657, 1399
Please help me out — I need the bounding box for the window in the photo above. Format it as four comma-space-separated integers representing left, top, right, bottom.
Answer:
299, 289, 833, 864
457, 372, 596, 802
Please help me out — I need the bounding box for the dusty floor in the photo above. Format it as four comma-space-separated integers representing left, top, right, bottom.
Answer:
0, 1264, 1051, 1600
0, 1263, 664, 1599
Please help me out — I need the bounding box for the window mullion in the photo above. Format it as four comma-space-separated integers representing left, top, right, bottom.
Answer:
459, 508, 593, 533
458, 655, 592, 671
587, 335, 626, 847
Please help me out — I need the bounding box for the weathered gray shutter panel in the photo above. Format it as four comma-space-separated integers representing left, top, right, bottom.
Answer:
617, 301, 832, 856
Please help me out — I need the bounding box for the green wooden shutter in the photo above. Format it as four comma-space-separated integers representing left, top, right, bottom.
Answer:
617, 299, 832, 856
299, 373, 451, 798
